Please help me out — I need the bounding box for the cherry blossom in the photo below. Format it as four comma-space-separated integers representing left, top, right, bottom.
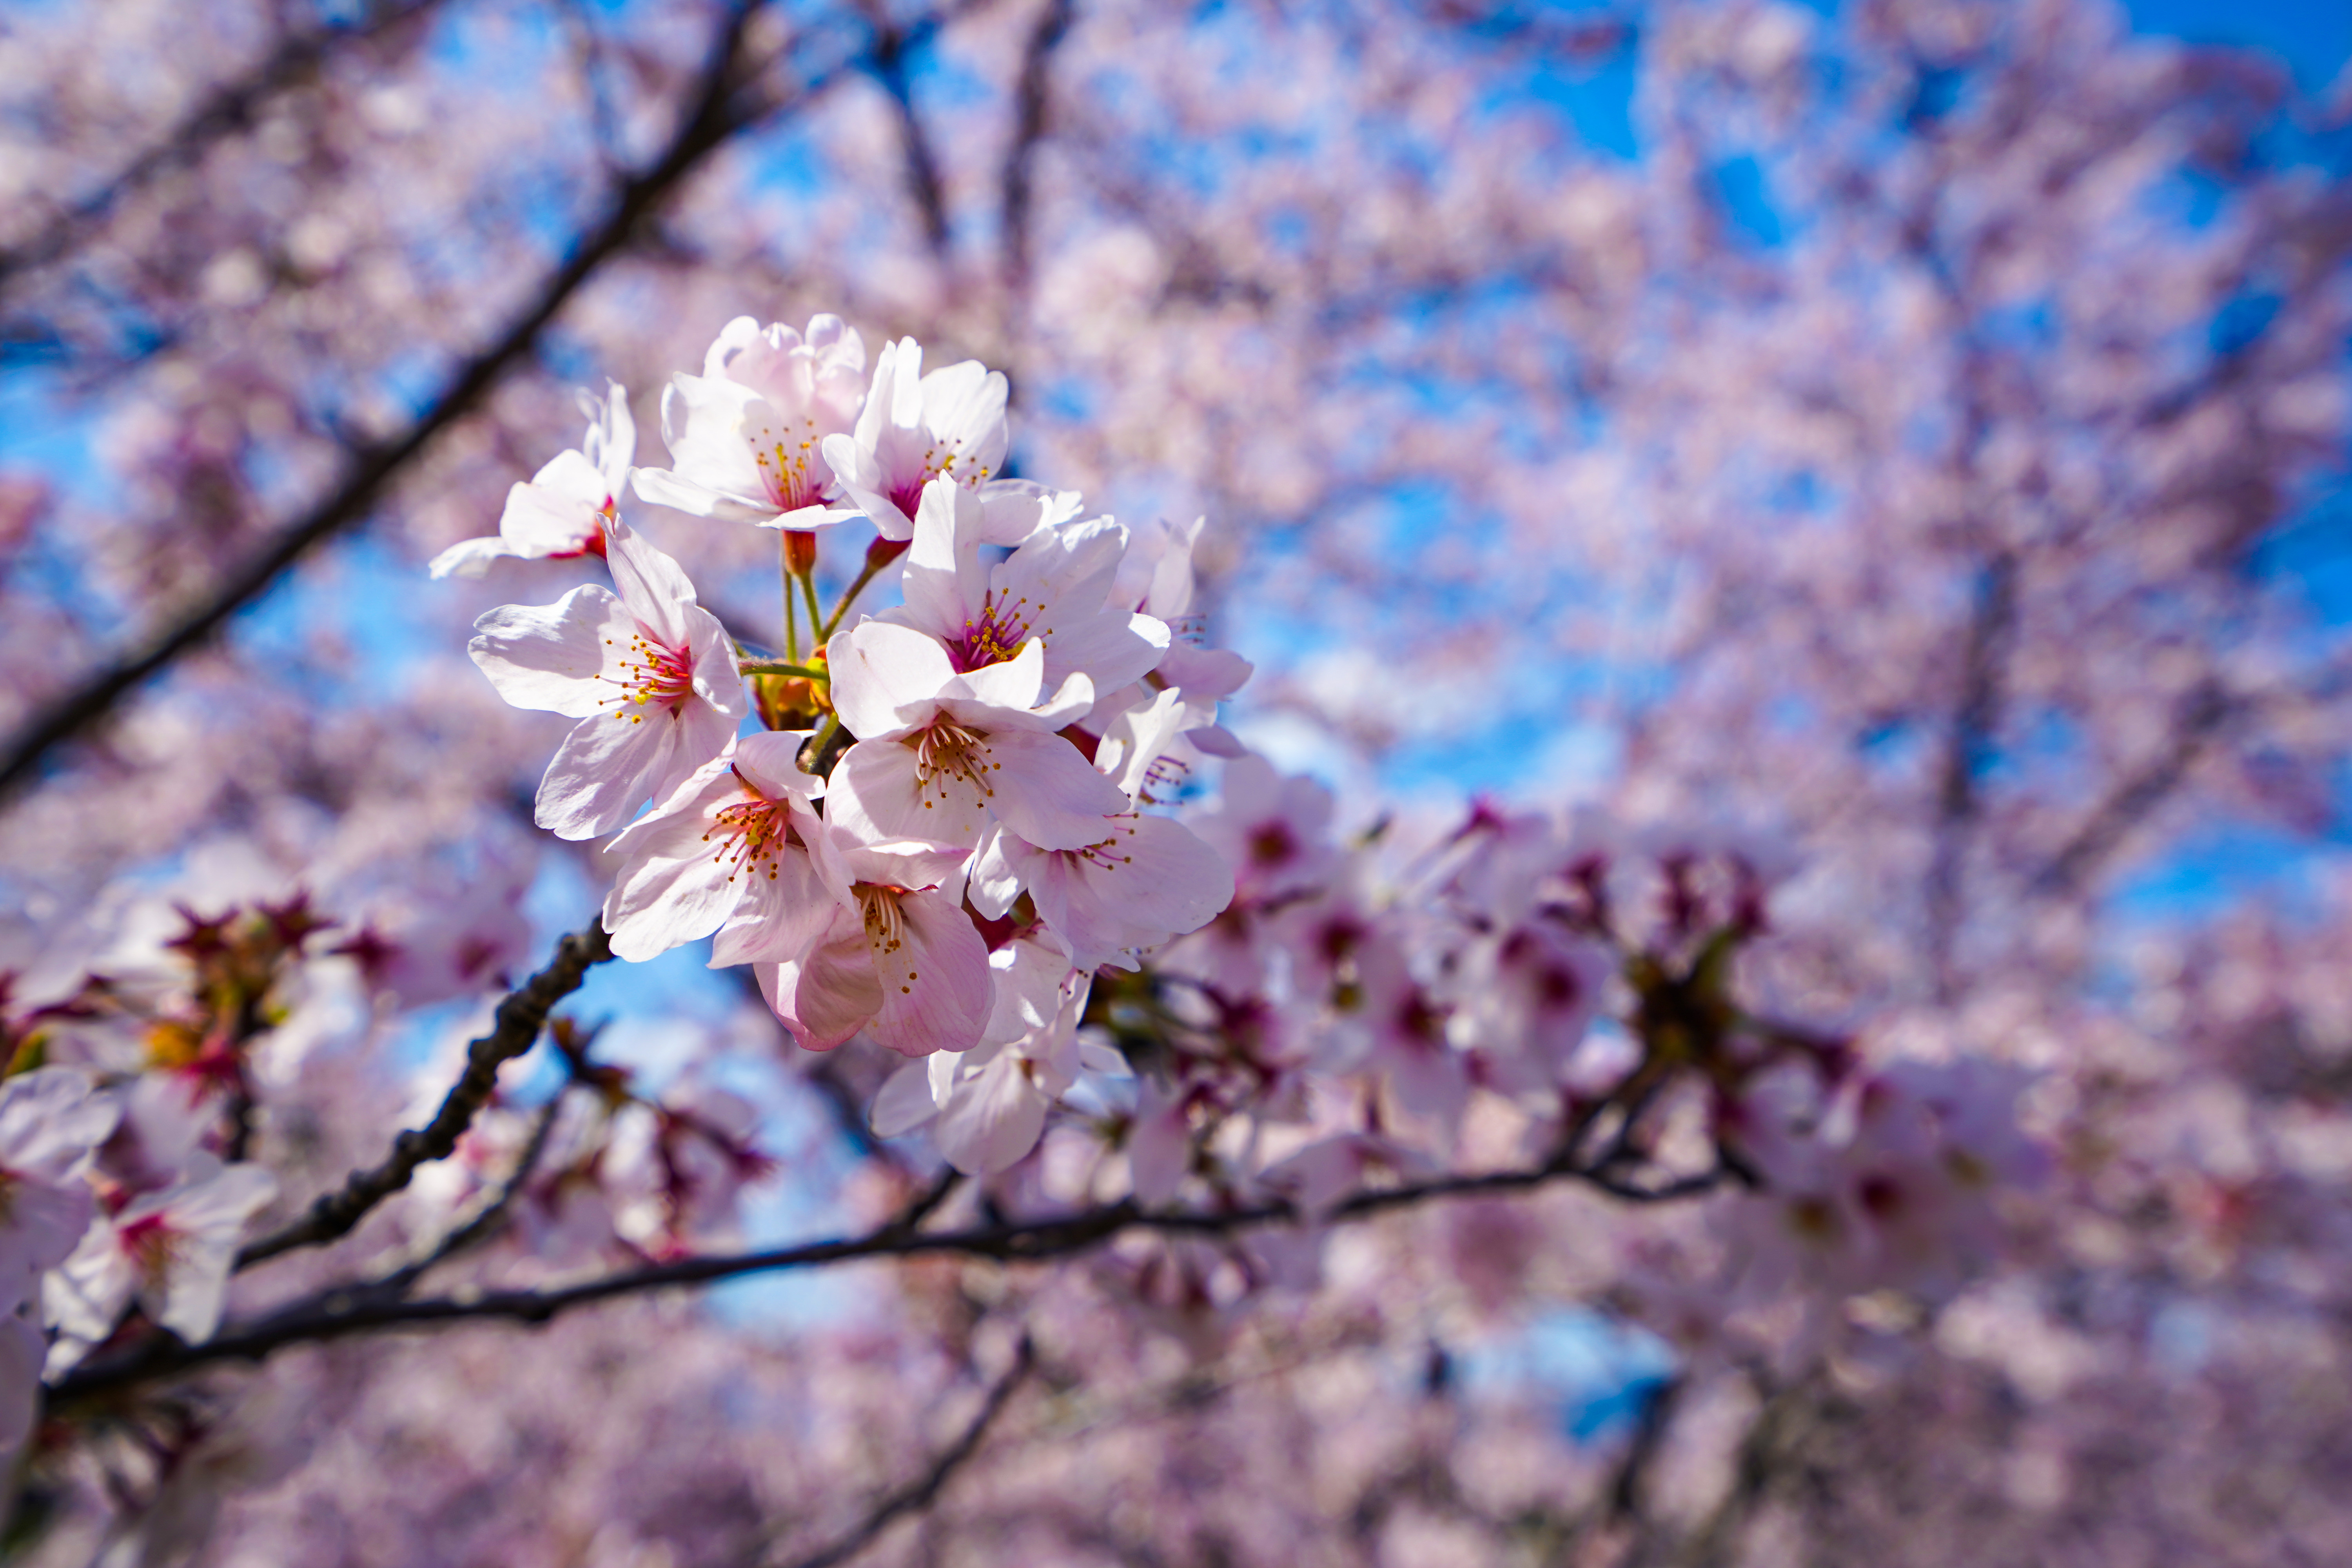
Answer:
873, 936, 1107, 1174
825, 621, 1123, 853
0, 1068, 117, 1298
2, 1, 2348, 1557
753, 832, 993, 1057
972, 810, 1234, 974
599, 729, 837, 966
467, 515, 744, 840
45, 1157, 277, 1360
631, 314, 869, 532
428, 381, 633, 578
887, 475, 1171, 692
819, 336, 1013, 541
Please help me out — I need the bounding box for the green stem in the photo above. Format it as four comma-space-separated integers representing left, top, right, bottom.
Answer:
799, 569, 825, 646
738, 660, 831, 681
820, 554, 893, 643
782, 533, 800, 661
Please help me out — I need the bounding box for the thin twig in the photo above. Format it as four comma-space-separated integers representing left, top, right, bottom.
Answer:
235, 921, 613, 1269
818, 552, 897, 642
54, 1135, 1724, 1403
367, 1083, 572, 1298
776, 1333, 1034, 1568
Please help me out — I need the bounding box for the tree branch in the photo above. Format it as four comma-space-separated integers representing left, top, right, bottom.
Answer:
365, 1078, 573, 1298
776, 1332, 1034, 1568
55, 1139, 1727, 1404
234, 921, 613, 1269
0, 0, 833, 802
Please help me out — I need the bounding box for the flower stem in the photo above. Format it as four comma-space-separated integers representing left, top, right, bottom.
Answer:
821, 535, 912, 642
800, 568, 825, 646
782, 531, 801, 661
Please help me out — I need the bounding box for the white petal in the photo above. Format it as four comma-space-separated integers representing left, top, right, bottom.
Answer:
0, 1068, 118, 1181
632, 462, 766, 523
44, 1223, 133, 1344
469, 586, 631, 718
428, 534, 522, 579
710, 835, 842, 967
979, 729, 1130, 850
588, 379, 636, 491
522, 448, 610, 515
933, 1051, 1048, 1174
941, 637, 1047, 717
830, 621, 955, 740
603, 516, 704, 651
967, 827, 1021, 919
734, 729, 823, 802
599, 764, 745, 960
1041, 610, 1169, 693
830, 738, 993, 852
897, 477, 982, 644
535, 712, 668, 841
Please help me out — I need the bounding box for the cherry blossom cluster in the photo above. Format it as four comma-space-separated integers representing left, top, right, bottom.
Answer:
0, 905, 308, 1457
457, 316, 1239, 1080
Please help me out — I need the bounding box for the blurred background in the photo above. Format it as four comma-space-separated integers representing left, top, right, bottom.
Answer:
5, 1, 2352, 1563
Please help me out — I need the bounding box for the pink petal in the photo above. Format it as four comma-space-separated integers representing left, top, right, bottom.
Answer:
829, 737, 993, 851
933, 1048, 1048, 1174
534, 710, 671, 841
733, 729, 823, 802
865, 888, 993, 1056
469, 586, 632, 718
788, 928, 887, 1051
602, 515, 703, 650
869, 1061, 940, 1139
711, 831, 844, 967
830, 621, 955, 741
978, 728, 1130, 850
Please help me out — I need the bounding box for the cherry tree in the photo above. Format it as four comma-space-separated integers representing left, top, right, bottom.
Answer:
0, 0, 2348, 1564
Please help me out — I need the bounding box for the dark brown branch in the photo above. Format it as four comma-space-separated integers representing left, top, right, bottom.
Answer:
0, 0, 449, 293
0, 0, 802, 803
235, 921, 613, 1269
998, 0, 1075, 292
777, 1333, 1034, 1568
54, 1141, 1727, 1404
367, 1079, 573, 1297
